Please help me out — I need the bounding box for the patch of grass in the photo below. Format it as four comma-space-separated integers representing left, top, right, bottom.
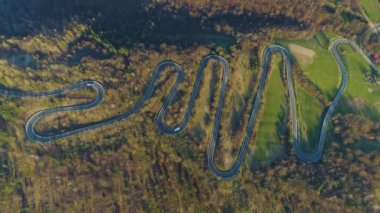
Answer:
277, 32, 338, 151
277, 32, 341, 99
337, 45, 380, 116
254, 55, 286, 163
295, 85, 324, 152
359, 0, 380, 21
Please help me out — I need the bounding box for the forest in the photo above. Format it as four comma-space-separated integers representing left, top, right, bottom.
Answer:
0, 0, 379, 212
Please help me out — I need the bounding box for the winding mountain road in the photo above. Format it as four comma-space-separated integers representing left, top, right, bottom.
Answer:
0, 39, 378, 179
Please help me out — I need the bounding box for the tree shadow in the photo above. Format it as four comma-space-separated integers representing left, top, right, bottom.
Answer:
336, 95, 380, 122
0, 0, 140, 38
0, 0, 307, 50
0, 45, 41, 70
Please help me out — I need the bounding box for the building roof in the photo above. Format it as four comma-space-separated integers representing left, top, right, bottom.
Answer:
372, 54, 379, 62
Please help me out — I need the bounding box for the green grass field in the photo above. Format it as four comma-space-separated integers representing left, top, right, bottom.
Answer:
254, 32, 380, 157
336, 46, 380, 155
336, 45, 380, 119
295, 84, 324, 152
254, 55, 286, 163
359, 0, 380, 21
276, 33, 338, 151
278, 33, 341, 98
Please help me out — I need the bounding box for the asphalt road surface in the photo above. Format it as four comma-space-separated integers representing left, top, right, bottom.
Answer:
0, 39, 378, 179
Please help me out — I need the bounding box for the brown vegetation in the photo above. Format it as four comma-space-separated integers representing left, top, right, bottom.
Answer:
0, 0, 379, 212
